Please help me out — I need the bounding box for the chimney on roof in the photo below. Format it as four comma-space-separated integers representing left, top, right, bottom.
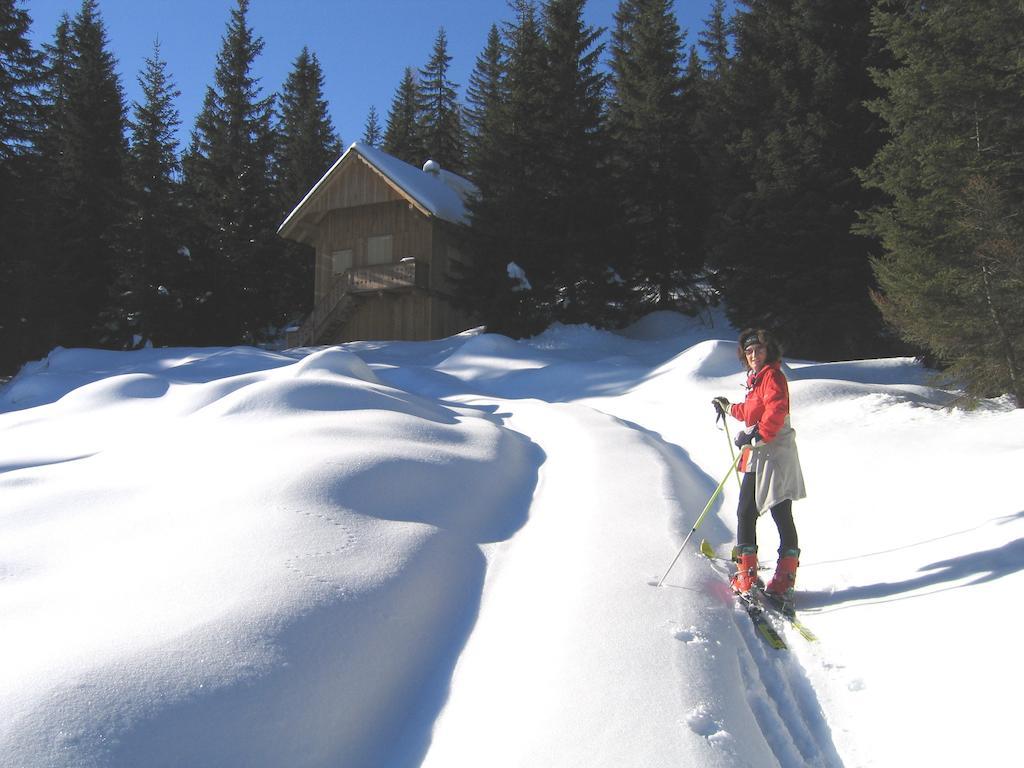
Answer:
422, 159, 441, 176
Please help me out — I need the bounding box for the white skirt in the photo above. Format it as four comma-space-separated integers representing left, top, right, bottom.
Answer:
748, 418, 806, 514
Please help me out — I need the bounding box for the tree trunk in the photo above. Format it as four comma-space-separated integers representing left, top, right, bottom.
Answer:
980, 261, 1024, 407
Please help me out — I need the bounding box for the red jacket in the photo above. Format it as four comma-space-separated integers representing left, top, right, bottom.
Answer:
729, 361, 790, 444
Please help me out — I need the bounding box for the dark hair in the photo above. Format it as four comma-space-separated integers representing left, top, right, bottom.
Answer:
736, 328, 782, 369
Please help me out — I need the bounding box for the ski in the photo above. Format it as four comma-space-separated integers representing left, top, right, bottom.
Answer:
698, 539, 787, 650
761, 592, 818, 643
736, 588, 788, 650
700, 539, 818, 645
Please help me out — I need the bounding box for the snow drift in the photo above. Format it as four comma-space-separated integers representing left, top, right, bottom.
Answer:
1, 311, 1021, 767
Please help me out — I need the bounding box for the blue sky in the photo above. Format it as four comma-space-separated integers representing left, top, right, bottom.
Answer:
24, 0, 729, 149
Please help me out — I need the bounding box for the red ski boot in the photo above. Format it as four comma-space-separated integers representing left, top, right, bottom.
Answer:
765, 548, 800, 603
730, 546, 758, 594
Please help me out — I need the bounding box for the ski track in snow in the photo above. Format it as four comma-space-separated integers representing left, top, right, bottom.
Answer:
729, 606, 843, 768
595, 409, 845, 768
696, 543, 843, 767
421, 382, 844, 767
420, 399, 707, 767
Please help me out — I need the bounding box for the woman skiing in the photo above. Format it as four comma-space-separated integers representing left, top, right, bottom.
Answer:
713, 328, 806, 604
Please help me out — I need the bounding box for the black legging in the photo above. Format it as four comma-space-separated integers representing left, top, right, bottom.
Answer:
736, 471, 798, 551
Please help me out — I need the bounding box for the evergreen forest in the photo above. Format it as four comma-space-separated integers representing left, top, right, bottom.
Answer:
1, 0, 1021, 406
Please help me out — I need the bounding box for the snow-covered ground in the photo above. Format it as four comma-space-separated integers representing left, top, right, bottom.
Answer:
1, 311, 1021, 767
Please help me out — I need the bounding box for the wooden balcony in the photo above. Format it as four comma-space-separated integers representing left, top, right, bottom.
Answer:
287, 260, 428, 347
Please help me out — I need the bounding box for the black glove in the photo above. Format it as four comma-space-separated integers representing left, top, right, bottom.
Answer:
712, 396, 730, 415
734, 426, 760, 448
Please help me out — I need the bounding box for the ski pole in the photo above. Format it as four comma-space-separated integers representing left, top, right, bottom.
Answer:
714, 402, 742, 489
656, 451, 743, 588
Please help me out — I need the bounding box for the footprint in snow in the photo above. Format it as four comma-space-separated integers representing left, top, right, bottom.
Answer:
672, 625, 707, 645
685, 703, 732, 746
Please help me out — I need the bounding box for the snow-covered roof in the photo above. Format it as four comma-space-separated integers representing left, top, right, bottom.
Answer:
278, 142, 477, 239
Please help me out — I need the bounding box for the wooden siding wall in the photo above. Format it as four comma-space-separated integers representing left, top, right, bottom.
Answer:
308, 155, 405, 215
339, 291, 432, 342
314, 200, 433, 303
332, 291, 476, 344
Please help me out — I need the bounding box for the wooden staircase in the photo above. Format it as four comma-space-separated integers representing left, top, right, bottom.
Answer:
287, 260, 426, 347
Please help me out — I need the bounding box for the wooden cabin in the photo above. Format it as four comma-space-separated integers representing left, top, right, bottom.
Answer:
278, 142, 478, 346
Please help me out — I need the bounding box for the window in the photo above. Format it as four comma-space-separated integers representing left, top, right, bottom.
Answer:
367, 234, 393, 266
331, 249, 353, 275
447, 245, 466, 277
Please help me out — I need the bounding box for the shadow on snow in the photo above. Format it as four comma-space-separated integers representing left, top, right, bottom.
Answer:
800, 512, 1024, 611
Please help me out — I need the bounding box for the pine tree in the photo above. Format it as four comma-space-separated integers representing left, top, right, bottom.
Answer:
36, 14, 71, 169
362, 105, 382, 147
417, 27, 465, 173
33, 0, 129, 349
456, 0, 614, 333
458, 0, 550, 336
607, 0, 703, 317
452, 23, 506, 326
0, 0, 41, 165
710, 0, 889, 360
698, 0, 730, 80
16, 15, 71, 360
688, 0, 735, 296
68, 0, 130, 345
275, 46, 341, 320
383, 67, 425, 165
119, 40, 187, 346
861, 0, 1024, 404
0, 0, 44, 371
276, 47, 340, 213
464, 24, 504, 175
182, 0, 279, 344
536, 0, 613, 324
